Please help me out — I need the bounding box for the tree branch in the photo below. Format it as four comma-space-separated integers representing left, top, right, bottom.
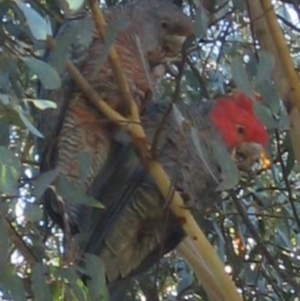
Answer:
46, 4, 243, 300
248, 0, 300, 168
87, 0, 138, 119
230, 192, 300, 293
0, 214, 37, 267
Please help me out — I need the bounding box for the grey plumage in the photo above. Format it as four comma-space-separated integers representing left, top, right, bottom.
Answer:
72, 101, 223, 282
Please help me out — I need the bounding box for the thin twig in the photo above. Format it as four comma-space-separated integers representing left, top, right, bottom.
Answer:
230, 191, 300, 292
45, 8, 243, 301
87, 0, 138, 119
275, 130, 300, 231
0, 214, 37, 266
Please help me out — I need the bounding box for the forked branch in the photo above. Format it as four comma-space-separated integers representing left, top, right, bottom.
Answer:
46, 2, 243, 300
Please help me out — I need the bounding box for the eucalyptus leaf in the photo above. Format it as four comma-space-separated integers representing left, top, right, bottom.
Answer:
2, 272, 27, 301
0, 146, 21, 194
253, 101, 278, 130
22, 57, 61, 90
17, 108, 43, 138
0, 93, 9, 105
49, 20, 84, 74
246, 53, 258, 79
193, 6, 209, 39
55, 175, 104, 208
0, 118, 10, 147
232, 0, 246, 11
247, 206, 257, 225
31, 263, 51, 301
0, 217, 9, 271
60, 0, 85, 15
276, 228, 291, 248
24, 203, 43, 223
255, 52, 274, 83
231, 56, 255, 99
177, 268, 193, 295
60, 267, 86, 301
84, 254, 109, 301
244, 267, 258, 285
25, 99, 57, 111
0, 73, 9, 93
255, 80, 280, 115
191, 127, 220, 185
211, 141, 240, 191
15, 1, 52, 41
33, 169, 59, 201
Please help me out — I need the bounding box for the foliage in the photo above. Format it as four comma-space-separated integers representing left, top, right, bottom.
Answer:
0, 0, 299, 300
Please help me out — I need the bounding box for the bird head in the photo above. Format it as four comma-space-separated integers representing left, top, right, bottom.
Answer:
209, 92, 270, 170
131, 0, 193, 67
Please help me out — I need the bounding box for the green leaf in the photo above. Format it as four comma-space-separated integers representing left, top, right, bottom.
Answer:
60, 267, 87, 301
244, 267, 258, 285
231, 56, 255, 100
0, 93, 9, 105
0, 118, 10, 147
0, 217, 9, 271
33, 169, 59, 201
55, 176, 104, 208
232, 0, 246, 11
275, 228, 291, 248
24, 203, 43, 222
0, 146, 21, 194
191, 124, 239, 189
84, 254, 109, 301
193, 6, 209, 39
25, 98, 57, 110
246, 53, 258, 79
17, 108, 43, 138
2, 271, 27, 301
15, 1, 52, 40
191, 127, 220, 185
256, 80, 280, 116
59, 0, 85, 15
253, 101, 278, 130
0, 73, 10, 94
211, 141, 240, 191
31, 263, 52, 301
22, 57, 61, 90
49, 20, 85, 74
255, 52, 274, 83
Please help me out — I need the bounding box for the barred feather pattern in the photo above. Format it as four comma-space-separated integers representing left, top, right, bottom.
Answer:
89, 95, 269, 282
39, 0, 192, 150
83, 101, 222, 282
41, 0, 193, 229
56, 100, 111, 190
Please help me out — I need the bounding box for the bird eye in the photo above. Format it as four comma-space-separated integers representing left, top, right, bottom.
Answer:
236, 125, 245, 135
161, 20, 168, 29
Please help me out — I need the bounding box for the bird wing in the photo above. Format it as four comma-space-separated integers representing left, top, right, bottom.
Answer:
77, 101, 222, 283
80, 136, 185, 283
38, 13, 94, 156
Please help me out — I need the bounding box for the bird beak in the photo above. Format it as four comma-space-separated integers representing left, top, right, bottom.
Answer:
232, 142, 271, 171
162, 34, 188, 57
147, 35, 188, 67
260, 149, 271, 170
